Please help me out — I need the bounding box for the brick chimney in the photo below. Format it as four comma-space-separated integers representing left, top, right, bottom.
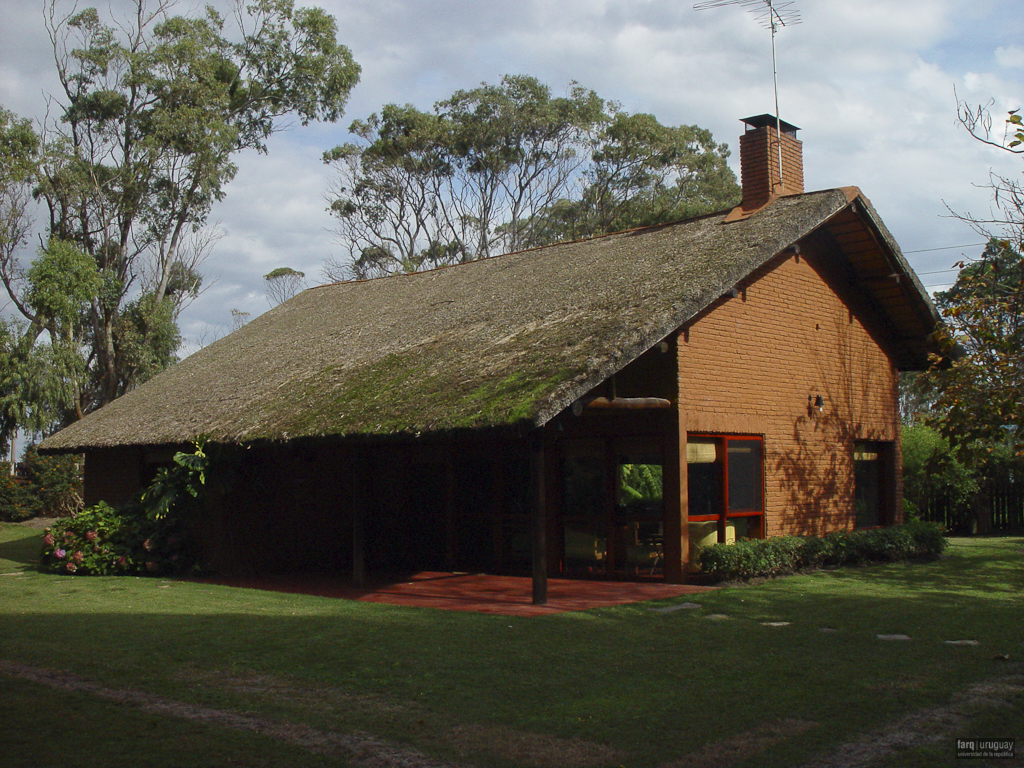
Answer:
737, 114, 803, 210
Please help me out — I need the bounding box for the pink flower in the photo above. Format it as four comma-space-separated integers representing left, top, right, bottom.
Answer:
115, 556, 128, 568
85, 531, 98, 541
73, 551, 83, 563
43, 533, 54, 546
65, 562, 77, 573
55, 548, 66, 559
145, 561, 158, 573
143, 539, 154, 551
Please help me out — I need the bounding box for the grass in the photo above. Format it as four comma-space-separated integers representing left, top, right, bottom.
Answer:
1, 522, 1021, 768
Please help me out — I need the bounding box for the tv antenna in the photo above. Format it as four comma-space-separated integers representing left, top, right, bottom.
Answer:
694, 0, 801, 192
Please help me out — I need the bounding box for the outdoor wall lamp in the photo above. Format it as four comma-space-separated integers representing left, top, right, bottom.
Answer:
813, 394, 824, 411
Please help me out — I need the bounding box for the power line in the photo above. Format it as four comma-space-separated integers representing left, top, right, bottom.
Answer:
904, 242, 986, 254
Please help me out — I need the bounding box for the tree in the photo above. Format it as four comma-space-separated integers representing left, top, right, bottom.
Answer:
931, 99, 1024, 458
927, 239, 1024, 457
323, 75, 739, 280
956, 100, 1024, 239
0, 0, 360, 423
901, 423, 977, 519
324, 76, 607, 278
526, 111, 740, 244
264, 266, 306, 305
230, 308, 250, 331
0, 109, 39, 285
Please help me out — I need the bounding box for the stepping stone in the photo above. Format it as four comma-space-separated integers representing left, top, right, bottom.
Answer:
650, 602, 703, 613
705, 613, 730, 620
762, 621, 791, 627
877, 633, 912, 641
945, 639, 979, 646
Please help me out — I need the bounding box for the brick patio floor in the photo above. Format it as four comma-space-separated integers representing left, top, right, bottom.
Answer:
195, 571, 714, 616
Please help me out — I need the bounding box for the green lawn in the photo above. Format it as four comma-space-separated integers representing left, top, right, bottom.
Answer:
1, 523, 1021, 768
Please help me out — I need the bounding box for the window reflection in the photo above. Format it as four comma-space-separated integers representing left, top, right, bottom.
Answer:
687, 435, 764, 556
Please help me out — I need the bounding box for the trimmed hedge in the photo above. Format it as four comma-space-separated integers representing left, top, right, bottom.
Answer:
695, 522, 947, 581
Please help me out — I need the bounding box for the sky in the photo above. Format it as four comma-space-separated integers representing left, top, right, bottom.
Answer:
2, 0, 1023, 353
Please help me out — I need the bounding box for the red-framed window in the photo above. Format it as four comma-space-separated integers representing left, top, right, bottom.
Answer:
687, 434, 765, 545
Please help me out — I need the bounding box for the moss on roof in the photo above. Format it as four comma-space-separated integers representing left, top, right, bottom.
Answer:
39, 189, 933, 452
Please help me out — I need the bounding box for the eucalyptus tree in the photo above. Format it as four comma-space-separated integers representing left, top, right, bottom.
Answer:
0, 0, 360, 420
324, 76, 608, 278
264, 266, 307, 305
537, 111, 740, 243
324, 76, 739, 279
0, 111, 79, 446
0, 109, 39, 287
0, 239, 99, 452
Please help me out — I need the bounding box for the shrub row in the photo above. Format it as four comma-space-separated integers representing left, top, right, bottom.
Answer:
694, 522, 947, 581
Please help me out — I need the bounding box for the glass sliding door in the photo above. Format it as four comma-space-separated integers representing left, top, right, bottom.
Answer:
561, 441, 608, 576
559, 437, 665, 578
613, 452, 664, 577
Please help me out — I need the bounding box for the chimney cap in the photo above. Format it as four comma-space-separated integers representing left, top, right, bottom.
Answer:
741, 114, 800, 136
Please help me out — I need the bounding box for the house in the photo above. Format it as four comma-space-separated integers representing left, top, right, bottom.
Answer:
39, 115, 941, 602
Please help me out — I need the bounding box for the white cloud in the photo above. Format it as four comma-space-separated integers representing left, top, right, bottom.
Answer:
995, 46, 1024, 70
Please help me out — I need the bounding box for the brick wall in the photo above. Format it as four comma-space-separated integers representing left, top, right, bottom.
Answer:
677, 240, 900, 537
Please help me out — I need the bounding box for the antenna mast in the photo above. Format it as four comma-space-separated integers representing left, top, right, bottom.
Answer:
694, 0, 801, 191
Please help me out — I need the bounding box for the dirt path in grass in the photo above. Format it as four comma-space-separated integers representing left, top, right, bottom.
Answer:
0, 659, 460, 768
0, 659, 623, 768
797, 667, 1024, 768
7, 656, 1019, 768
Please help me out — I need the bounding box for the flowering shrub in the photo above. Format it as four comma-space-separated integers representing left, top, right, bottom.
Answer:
38, 440, 211, 577
38, 502, 138, 575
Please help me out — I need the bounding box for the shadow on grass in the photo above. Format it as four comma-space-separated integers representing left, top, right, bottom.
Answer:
0, 528, 43, 572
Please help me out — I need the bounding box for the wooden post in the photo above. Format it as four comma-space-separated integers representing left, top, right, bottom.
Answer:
493, 443, 505, 570
444, 441, 456, 571
530, 435, 548, 605
663, 409, 689, 583
604, 437, 618, 575
351, 451, 366, 589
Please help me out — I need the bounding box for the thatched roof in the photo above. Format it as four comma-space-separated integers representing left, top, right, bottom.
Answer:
40, 188, 939, 452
